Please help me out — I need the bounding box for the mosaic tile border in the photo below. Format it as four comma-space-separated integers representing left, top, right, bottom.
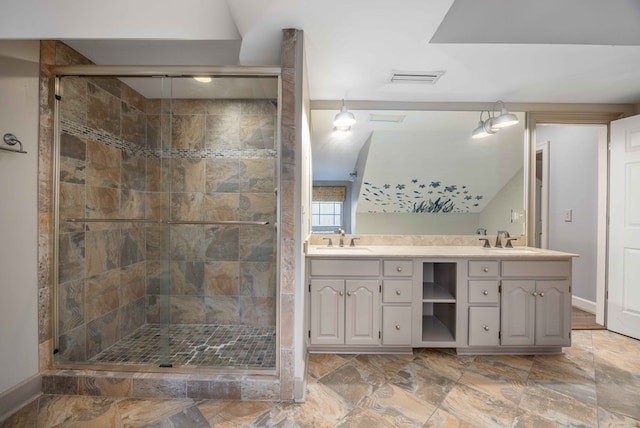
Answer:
60, 119, 277, 160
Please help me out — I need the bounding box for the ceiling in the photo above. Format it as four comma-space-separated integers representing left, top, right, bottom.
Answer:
60, 0, 640, 104
53, 0, 640, 182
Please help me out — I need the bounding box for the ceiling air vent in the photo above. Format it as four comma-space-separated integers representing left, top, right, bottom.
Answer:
390, 70, 445, 84
369, 114, 406, 123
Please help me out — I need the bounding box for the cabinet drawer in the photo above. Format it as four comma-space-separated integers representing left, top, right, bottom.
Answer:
501, 260, 570, 278
469, 307, 500, 346
382, 306, 412, 345
468, 260, 499, 277
383, 260, 413, 276
468, 281, 500, 304
383, 280, 412, 303
310, 259, 380, 276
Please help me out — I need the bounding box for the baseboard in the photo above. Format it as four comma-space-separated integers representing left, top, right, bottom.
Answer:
0, 374, 41, 422
572, 296, 596, 314
293, 354, 307, 403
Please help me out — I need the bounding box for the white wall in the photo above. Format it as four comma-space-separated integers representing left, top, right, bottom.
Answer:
536, 125, 600, 302
478, 168, 525, 237
0, 41, 40, 394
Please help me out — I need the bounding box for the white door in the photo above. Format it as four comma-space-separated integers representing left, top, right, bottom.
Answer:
608, 115, 640, 340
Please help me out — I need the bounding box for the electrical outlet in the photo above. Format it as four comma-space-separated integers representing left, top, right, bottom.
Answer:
564, 209, 572, 222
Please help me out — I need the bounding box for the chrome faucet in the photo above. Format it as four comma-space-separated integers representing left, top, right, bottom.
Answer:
495, 230, 509, 248
349, 237, 360, 247
336, 228, 345, 247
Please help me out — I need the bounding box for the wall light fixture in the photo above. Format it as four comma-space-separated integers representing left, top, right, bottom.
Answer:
471, 100, 519, 139
333, 99, 356, 128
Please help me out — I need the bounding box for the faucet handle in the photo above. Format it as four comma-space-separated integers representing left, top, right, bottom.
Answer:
323, 237, 333, 247
349, 238, 360, 247
336, 228, 345, 236
505, 237, 518, 248
479, 238, 491, 248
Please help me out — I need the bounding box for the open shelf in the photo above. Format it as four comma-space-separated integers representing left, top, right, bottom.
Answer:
418, 261, 457, 345
421, 315, 455, 342
423, 282, 456, 302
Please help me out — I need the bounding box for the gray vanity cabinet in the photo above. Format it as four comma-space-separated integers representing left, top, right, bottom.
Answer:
308, 259, 380, 347
307, 253, 573, 354
501, 280, 571, 346
381, 260, 413, 345
500, 260, 571, 347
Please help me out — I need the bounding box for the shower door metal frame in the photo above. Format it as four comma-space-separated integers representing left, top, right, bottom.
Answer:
52, 65, 282, 374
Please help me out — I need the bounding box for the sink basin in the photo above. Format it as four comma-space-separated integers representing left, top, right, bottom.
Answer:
484, 248, 538, 254
314, 246, 372, 254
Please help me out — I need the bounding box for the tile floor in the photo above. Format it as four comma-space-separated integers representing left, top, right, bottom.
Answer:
88, 324, 277, 369
2, 330, 639, 427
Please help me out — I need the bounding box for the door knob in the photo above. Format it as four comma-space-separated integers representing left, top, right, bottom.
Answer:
483, 325, 490, 331
482, 289, 489, 295
482, 267, 489, 272
396, 266, 403, 272
396, 289, 402, 295
339, 291, 343, 296
347, 291, 352, 296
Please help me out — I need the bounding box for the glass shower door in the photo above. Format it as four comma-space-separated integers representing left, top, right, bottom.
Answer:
53, 72, 279, 370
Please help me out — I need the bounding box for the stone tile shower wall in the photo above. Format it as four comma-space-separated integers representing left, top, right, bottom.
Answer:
55, 75, 277, 362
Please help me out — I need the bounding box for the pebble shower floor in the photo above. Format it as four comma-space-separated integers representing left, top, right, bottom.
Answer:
88, 324, 276, 369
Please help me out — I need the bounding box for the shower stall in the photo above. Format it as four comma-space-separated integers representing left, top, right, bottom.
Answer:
52, 67, 280, 371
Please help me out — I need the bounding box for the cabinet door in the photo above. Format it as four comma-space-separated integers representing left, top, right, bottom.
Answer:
345, 280, 380, 345
535, 280, 571, 346
501, 280, 535, 346
310, 279, 344, 345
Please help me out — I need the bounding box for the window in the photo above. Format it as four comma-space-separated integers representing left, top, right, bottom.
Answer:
311, 201, 343, 233
311, 185, 348, 234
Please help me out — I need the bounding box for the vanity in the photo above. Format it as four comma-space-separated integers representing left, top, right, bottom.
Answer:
306, 245, 577, 355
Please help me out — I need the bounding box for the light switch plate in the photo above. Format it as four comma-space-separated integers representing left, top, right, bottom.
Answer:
564, 209, 572, 222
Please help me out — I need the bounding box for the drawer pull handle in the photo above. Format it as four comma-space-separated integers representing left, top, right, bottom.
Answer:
531, 291, 538, 296
539, 292, 544, 297
347, 291, 352, 297
482, 289, 489, 295
396, 266, 403, 272
396, 289, 402, 295
482, 267, 489, 273
483, 325, 490, 331
339, 291, 344, 296
395, 325, 401, 330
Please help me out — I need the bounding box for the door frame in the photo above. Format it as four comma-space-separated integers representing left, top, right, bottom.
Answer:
535, 141, 550, 249
527, 112, 619, 326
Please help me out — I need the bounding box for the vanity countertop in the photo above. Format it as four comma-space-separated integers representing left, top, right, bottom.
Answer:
306, 245, 578, 259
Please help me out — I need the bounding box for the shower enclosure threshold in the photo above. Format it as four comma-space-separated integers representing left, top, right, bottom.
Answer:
85, 324, 276, 369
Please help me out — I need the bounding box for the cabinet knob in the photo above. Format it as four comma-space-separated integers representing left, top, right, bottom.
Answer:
339, 290, 344, 296
396, 266, 403, 272
483, 325, 490, 331
347, 291, 352, 297
482, 267, 489, 273
395, 325, 401, 330
482, 289, 489, 295
395, 289, 402, 295
531, 291, 538, 296
539, 292, 544, 297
